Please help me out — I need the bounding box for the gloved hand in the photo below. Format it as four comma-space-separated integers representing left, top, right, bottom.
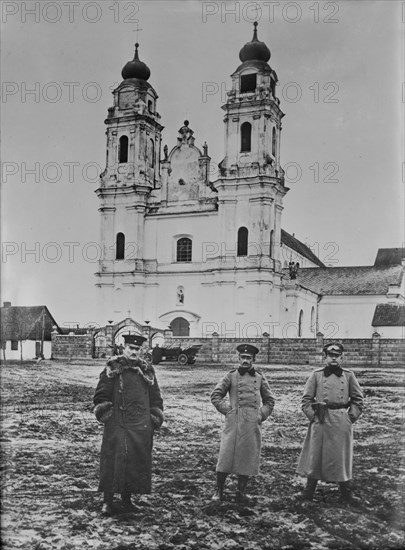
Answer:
94, 401, 113, 423
150, 407, 164, 429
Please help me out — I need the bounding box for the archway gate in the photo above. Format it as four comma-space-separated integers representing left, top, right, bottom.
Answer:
92, 317, 165, 359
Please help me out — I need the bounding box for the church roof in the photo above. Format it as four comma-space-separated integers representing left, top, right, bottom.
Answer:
372, 303, 405, 327
374, 248, 405, 267
290, 265, 404, 295
281, 229, 325, 267
0, 304, 59, 341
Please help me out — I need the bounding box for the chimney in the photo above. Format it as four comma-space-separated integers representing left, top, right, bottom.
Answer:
3, 302, 11, 308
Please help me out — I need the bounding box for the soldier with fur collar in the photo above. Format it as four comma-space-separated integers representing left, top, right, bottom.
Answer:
94, 335, 164, 515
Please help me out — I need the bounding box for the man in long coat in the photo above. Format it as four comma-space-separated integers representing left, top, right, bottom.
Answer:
94, 334, 164, 515
296, 342, 363, 504
210, 344, 275, 503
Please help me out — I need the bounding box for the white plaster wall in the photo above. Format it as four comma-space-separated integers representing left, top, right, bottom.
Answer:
318, 295, 386, 338
3, 340, 52, 360
144, 211, 219, 265
284, 287, 318, 338
372, 326, 404, 338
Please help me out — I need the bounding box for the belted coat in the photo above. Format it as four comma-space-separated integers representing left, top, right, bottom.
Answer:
93, 356, 164, 495
296, 367, 363, 482
211, 368, 275, 476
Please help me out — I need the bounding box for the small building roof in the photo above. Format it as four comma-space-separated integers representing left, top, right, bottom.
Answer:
289, 265, 404, 296
374, 248, 405, 267
372, 303, 405, 327
281, 229, 325, 267
0, 305, 59, 341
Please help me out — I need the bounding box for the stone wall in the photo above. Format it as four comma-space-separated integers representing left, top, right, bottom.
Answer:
51, 333, 93, 359
165, 333, 404, 367
50, 331, 404, 366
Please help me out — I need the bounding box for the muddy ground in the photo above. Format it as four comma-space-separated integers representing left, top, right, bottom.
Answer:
1, 361, 404, 549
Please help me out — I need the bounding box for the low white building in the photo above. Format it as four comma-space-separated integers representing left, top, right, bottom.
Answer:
291, 249, 405, 338
0, 303, 59, 360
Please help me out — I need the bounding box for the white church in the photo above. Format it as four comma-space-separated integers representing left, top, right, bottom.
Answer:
94, 24, 404, 340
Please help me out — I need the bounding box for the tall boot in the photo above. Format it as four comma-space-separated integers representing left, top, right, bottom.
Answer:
302, 478, 318, 501
121, 491, 136, 512
101, 492, 114, 515
339, 481, 359, 505
236, 475, 249, 505
212, 472, 227, 501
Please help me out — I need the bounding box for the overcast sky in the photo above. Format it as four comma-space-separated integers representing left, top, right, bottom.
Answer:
1, 0, 403, 327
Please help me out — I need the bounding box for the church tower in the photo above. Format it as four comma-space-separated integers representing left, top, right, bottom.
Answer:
95, 43, 163, 317
214, 22, 288, 269
206, 23, 289, 332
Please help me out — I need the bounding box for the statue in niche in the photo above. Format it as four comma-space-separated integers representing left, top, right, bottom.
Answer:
177, 288, 184, 304
134, 99, 147, 114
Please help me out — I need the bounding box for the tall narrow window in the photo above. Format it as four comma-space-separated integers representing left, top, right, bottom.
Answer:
269, 230, 274, 258
241, 122, 251, 152
119, 135, 128, 163
116, 232, 125, 260
149, 139, 155, 167
272, 127, 276, 157
310, 306, 315, 333
298, 310, 304, 337
176, 238, 192, 262
148, 100, 153, 113
237, 227, 248, 256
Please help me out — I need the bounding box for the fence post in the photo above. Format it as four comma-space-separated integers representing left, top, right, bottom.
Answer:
262, 332, 270, 364
372, 331, 381, 367
212, 332, 219, 363
316, 332, 324, 364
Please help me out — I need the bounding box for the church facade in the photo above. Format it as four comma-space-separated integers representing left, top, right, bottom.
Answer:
95, 25, 404, 340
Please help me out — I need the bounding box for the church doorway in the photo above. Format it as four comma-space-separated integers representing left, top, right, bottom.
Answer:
171, 317, 190, 336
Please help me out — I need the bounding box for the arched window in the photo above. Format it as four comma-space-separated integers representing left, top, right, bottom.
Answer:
119, 136, 128, 164
237, 227, 248, 256
176, 238, 192, 262
272, 127, 277, 157
269, 230, 274, 258
241, 122, 251, 152
298, 310, 304, 337
149, 139, 155, 167
171, 317, 190, 336
116, 233, 125, 260
148, 100, 153, 113
310, 307, 315, 333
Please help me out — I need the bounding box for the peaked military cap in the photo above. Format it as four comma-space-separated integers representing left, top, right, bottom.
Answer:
323, 342, 344, 356
236, 343, 259, 356
124, 334, 147, 347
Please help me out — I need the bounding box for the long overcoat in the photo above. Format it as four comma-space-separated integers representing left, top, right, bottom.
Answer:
296, 367, 363, 482
94, 356, 163, 495
211, 368, 275, 476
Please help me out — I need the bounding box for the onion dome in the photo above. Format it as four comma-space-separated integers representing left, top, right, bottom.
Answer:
239, 22, 270, 63
121, 43, 151, 81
